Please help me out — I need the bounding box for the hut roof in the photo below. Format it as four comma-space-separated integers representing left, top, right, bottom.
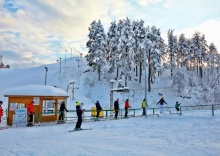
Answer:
4, 85, 69, 97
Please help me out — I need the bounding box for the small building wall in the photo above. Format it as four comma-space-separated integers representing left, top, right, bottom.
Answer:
7, 96, 67, 126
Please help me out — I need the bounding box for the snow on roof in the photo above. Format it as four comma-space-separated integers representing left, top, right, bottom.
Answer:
110, 87, 129, 92
4, 85, 69, 97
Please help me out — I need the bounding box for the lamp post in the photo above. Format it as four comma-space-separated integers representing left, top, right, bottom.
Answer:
45, 67, 48, 85
110, 79, 115, 116
144, 48, 147, 118
59, 58, 62, 73
76, 58, 81, 67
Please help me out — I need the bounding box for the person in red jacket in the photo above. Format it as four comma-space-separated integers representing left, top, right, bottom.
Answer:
0, 101, 3, 123
27, 101, 35, 126
124, 99, 131, 118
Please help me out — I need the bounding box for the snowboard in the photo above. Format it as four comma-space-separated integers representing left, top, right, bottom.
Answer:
69, 128, 91, 132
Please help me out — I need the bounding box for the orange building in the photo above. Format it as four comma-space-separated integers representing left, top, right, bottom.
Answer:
4, 85, 69, 126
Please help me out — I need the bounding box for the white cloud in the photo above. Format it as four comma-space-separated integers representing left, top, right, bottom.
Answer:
1, 0, 220, 68
175, 18, 220, 50
136, 0, 164, 6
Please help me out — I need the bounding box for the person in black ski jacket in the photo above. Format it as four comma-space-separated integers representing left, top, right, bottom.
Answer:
114, 98, 120, 119
58, 101, 69, 124
95, 100, 102, 119
157, 96, 168, 114
75, 101, 84, 130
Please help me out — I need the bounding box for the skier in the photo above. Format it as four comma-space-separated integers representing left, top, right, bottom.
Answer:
74, 101, 84, 130
141, 98, 147, 116
58, 101, 69, 124
156, 96, 168, 114
0, 101, 3, 123
95, 100, 102, 121
124, 99, 131, 118
175, 101, 181, 112
27, 101, 35, 126
114, 98, 120, 119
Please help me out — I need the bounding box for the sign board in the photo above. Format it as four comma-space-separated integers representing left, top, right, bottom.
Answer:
18, 103, 25, 109
10, 103, 17, 111
33, 97, 40, 105
13, 108, 27, 124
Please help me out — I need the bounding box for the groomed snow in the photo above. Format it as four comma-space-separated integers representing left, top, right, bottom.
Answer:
0, 110, 220, 156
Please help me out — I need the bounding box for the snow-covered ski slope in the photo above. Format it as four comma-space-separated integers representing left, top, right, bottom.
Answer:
0, 110, 220, 156
0, 57, 217, 111
0, 57, 220, 155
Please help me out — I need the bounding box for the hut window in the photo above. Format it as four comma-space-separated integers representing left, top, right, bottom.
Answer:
42, 100, 55, 116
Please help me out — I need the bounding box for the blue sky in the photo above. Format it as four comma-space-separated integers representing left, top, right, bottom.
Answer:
0, 0, 220, 68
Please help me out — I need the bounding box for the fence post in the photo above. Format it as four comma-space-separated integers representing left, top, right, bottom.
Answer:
153, 108, 155, 115
36, 113, 40, 123
212, 105, 214, 116
180, 107, 182, 115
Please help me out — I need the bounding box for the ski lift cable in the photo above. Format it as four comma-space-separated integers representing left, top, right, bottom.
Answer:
180, 86, 192, 104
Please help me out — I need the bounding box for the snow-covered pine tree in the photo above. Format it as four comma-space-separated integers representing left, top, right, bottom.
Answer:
113, 19, 124, 79
177, 33, 189, 68
167, 29, 178, 76
190, 32, 208, 78
140, 26, 166, 92
148, 26, 166, 91
107, 21, 119, 77
86, 20, 107, 81
184, 39, 194, 70
132, 19, 146, 83
117, 17, 135, 87
208, 43, 218, 72
208, 43, 219, 87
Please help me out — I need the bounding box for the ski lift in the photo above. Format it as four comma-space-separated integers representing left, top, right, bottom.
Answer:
66, 80, 79, 101
109, 79, 130, 116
